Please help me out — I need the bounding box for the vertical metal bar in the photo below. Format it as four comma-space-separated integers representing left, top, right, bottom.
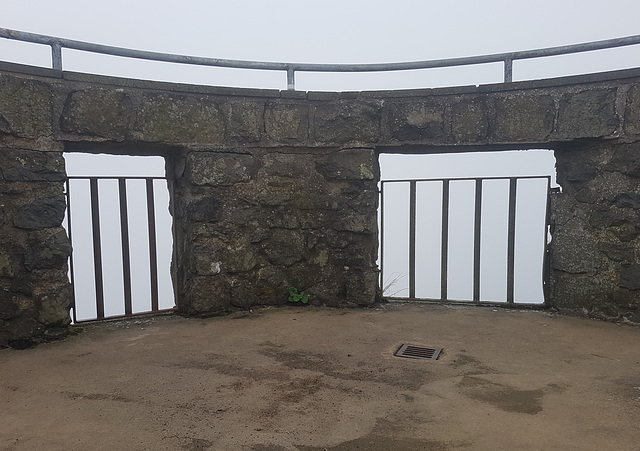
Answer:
287, 67, 295, 90
409, 181, 417, 299
504, 57, 513, 82
473, 179, 483, 302
146, 179, 159, 312
65, 179, 78, 325
506, 178, 517, 304
542, 176, 552, 305
51, 43, 62, 70
89, 178, 105, 319
379, 181, 385, 297
118, 179, 133, 316
167, 177, 179, 310
441, 180, 450, 301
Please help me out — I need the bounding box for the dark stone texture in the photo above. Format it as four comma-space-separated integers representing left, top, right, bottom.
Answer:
14, 194, 66, 229
315, 149, 377, 181
24, 229, 71, 271
60, 89, 132, 140
137, 93, 225, 143
620, 264, 640, 290
226, 101, 263, 142
314, 101, 381, 143
187, 152, 259, 186
388, 101, 445, 141
615, 192, 640, 209
0, 75, 52, 138
265, 102, 309, 141
0, 150, 66, 182
183, 276, 232, 314
557, 89, 619, 139
624, 84, 640, 135
186, 197, 224, 223
451, 98, 489, 142
605, 143, 640, 178
598, 242, 634, 262
492, 94, 555, 142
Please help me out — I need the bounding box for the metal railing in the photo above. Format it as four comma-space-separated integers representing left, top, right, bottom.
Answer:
380, 175, 552, 305
65, 176, 175, 322
2, 27, 640, 90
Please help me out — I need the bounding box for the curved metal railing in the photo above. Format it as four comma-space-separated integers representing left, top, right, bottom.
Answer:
1, 27, 640, 90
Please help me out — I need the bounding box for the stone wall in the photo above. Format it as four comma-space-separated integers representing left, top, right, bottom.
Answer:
1, 62, 640, 346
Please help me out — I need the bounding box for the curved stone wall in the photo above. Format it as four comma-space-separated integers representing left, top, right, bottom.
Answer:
2, 62, 640, 345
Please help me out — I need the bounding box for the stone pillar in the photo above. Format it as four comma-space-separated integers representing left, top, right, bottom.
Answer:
550, 141, 640, 323
173, 147, 379, 315
0, 150, 72, 347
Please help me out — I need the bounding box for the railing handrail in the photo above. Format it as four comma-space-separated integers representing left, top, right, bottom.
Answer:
2, 27, 640, 90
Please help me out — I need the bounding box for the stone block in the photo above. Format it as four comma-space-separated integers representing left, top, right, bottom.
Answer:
188, 152, 259, 186
186, 196, 224, 223
14, 194, 66, 229
332, 213, 377, 233
605, 143, 640, 178
137, 93, 225, 144
36, 285, 72, 327
226, 101, 263, 142
620, 263, 640, 290
0, 75, 52, 139
557, 89, 619, 139
24, 229, 71, 271
263, 229, 305, 266
183, 276, 232, 314
388, 101, 445, 141
315, 149, 377, 181
492, 94, 555, 142
452, 98, 489, 142
550, 218, 600, 274
615, 192, 640, 209
313, 101, 381, 143
60, 89, 132, 140
624, 84, 640, 136
599, 242, 634, 262
0, 150, 66, 182
265, 102, 309, 141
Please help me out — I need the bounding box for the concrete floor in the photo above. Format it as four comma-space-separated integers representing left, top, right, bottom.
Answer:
1, 303, 639, 450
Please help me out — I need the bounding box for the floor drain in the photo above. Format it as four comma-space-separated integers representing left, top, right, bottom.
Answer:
394, 344, 443, 360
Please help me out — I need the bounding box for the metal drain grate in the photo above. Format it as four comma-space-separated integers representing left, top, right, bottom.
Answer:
394, 344, 443, 360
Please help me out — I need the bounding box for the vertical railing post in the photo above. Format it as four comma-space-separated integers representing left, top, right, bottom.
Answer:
51, 42, 62, 71
89, 178, 105, 319
409, 181, 417, 299
118, 179, 133, 316
506, 178, 518, 303
146, 179, 159, 312
379, 181, 385, 296
473, 179, 483, 301
65, 179, 78, 324
441, 180, 450, 301
504, 57, 513, 82
287, 67, 296, 90
543, 176, 552, 305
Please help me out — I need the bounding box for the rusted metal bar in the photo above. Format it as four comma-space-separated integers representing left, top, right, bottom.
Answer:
89, 178, 105, 319
473, 179, 483, 301
441, 180, 450, 301
146, 179, 159, 312
506, 178, 518, 304
409, 181, 417, 298
118, 179, 133, 316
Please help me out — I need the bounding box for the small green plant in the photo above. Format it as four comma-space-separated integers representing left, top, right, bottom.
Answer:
288, 287, 309, 304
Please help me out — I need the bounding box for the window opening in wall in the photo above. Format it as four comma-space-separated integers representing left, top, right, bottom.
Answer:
379, 149, 557, 305
63, 153, 175, 322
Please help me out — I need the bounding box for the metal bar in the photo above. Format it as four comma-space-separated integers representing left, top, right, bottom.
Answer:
381, 175, 551, 184
542, 177, 552, 305
89, 178, 105, 319
65, 179, 78, 324
118, 179, 133, 316
473, 179, 483, 301
287, 67, 295, 90
504, 57, 513, 82
379, 181, 385, 296
441, 180, 450, 301
1, 27, 639, 78
409, 181, 417, 298
146, 179, 159, 312
506, 178, 518, 304
51, 43, 62, 70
